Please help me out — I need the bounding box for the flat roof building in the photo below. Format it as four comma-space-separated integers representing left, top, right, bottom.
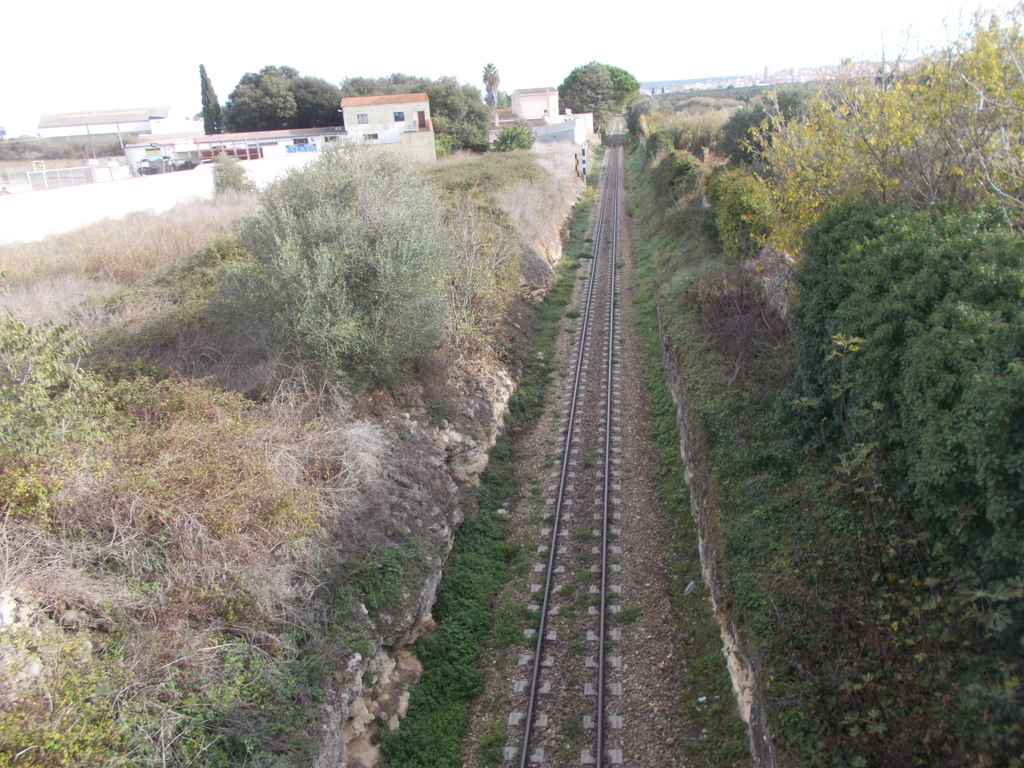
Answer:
38, 107, 201, 139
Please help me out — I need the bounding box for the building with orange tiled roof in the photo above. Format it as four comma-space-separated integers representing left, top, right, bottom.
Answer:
338, 92, 435, 162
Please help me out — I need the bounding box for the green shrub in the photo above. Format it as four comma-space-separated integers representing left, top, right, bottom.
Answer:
0, 317, 99, 463
645, 129, 673, 160
705, 166, 775, 259
628, 125, 1024, 766
492, 123, 533, 152
214, 148, 449, 390
626, 97, 657, 136
716, 89, 808, 165
668, 114, 726, 157
651, 149, 706, 203
212, 153, 256, 194
795, 200, 1024, 584
435, 134, 453, 158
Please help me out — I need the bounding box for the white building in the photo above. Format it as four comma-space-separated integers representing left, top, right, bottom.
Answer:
37, 107, 201, 140
489, 88, 594, 145
124, 106, 437, 176
124, 127, 346, 174
512, 88, 559, 122
339, 93, 436, 163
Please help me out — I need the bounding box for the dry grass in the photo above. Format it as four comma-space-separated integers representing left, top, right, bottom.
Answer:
0, 371, 395, 763
497, 143, 580, 265
0, 190, 257, 293
0, 274, 122, 328
4, 375, 390, 625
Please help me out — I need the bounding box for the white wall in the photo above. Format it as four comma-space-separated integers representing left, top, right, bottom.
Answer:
0, 152, 320, 244
532, 115, 592, 145
513, 91, 559, 122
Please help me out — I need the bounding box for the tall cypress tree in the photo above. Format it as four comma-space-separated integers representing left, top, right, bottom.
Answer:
199, 64, 222, 134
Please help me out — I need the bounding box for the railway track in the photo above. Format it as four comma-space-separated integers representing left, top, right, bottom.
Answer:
506, 136, 627, 767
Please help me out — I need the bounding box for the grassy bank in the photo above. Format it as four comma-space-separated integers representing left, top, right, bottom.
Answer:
624, 129, 1024, 766
630, 187, 750, 765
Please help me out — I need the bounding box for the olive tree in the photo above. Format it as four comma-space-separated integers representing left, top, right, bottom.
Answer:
216, 148, 449, 389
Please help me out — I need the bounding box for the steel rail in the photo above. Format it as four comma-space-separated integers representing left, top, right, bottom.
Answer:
517, 141, 619, 768
595, 140, 621, 768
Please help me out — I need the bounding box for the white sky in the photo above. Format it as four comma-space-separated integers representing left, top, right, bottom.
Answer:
1, 0, 1017, 137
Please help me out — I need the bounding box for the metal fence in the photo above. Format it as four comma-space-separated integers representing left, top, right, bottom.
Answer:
0, 168, 30, 191
28, 165, 101, 190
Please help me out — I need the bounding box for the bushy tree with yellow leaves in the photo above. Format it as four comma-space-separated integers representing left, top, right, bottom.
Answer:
757, 11, 1024, 252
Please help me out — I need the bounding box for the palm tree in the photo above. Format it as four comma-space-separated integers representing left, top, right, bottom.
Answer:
482, 63, 500, 109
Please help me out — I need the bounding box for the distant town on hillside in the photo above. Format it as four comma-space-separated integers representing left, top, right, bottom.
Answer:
641, 60, 894, 94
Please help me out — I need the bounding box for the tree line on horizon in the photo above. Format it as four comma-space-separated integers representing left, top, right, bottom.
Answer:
199, 61, 639, 153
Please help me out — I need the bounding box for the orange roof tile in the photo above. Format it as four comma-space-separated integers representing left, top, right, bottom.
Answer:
340, 92, 429, 107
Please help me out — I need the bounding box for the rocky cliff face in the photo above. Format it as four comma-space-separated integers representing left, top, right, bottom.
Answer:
317, 360, 515, 767
320, 149, 579, 767
657, 311, 777, 768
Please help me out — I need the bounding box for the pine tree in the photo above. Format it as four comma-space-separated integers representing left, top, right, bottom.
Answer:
200, 64, 222, 135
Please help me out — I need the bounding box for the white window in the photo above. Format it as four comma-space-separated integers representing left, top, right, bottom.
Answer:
293, 137, 309, 145
357, 113, 369, 124
393, 111, 405, 122
363, 133, 379, 141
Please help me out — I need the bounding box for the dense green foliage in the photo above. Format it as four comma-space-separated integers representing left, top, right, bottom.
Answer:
0, 318, 97, 465
224, 65, 343, 131
559, 62, 614, 125
493, 122, 533, 151
651, 149, 707, 204
199, 63, 222, 134
558, 62, 639, 129
704, 166, 775, 258
341, 74, 490, 151
625, 96, 656, 136
625, 22, 1024, 748
716, 89, 807, 165
625, 134, 1024, 767
605, 65, 640, 105
795, 200, 1024, 586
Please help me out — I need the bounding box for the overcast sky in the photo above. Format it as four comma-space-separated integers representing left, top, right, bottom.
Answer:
1, 0, 1016, 136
